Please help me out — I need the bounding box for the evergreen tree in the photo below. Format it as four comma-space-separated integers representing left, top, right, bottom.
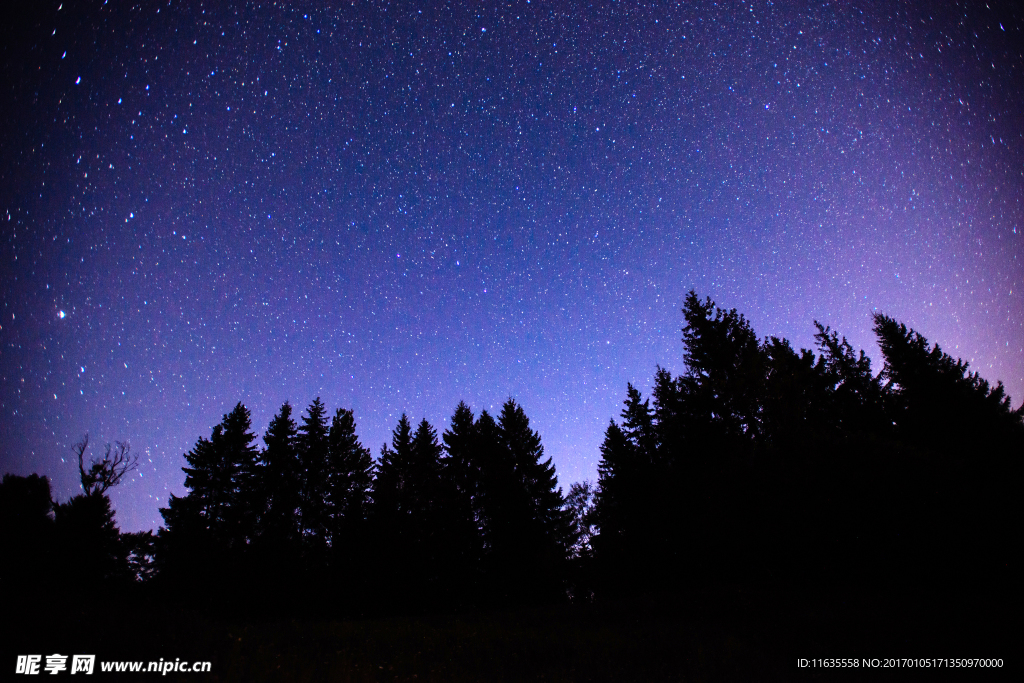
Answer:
442, 402, 486, 583
873, 313, 1024, 449
260, 401, 301, 544
326, 407, 373, 544
409, 417, 444, 518
370, 413, 420, 604
220, 403, 261, 545
872, 313, 1021, 589
813, 322, 889, 439
473, 409, 509, 560
298, 397, 331, 546
759, 337, 823, 449
373, 413, 414, 525
54, 491, 128, 584
679, 291, 764, 447
409, 417, 447, 586
443, 401, 480, 514
159, 404, 259, 588
162, 403, 258, 548
494, 399, 570, 599
592, 383, 682, 590
593, 386, 654, 548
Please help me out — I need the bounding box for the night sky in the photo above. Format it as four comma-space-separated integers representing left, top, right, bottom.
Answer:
2, 1, 1022, 532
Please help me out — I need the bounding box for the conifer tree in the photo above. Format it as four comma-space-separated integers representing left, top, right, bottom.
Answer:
408, 418, 446, 582
374, 413, 414, 524
871, 313, 1021, 589
813, 322, 889, 438
443, 402, 480, 507
473, 409, 509, 558
0, 473, 56, 588
159, 404, 258, 584
442, 402, 486, 575
219, 403, 261, 544
409, 417, 444, 516
592, 383, 679, 589
370, 413, 420, 601
494, 399, 570, 597
161, 405, 256, 549
261, 401, 301, 544
326, 407, 373, 544
298, 397, 330, 546
679, 291, 764, 446
873, 313, 1024, 448
759, 336, 823, 448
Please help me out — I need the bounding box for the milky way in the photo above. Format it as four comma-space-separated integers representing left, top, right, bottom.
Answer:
2, 1, 1022, 531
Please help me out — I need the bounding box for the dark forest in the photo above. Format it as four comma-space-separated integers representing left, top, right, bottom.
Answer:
4, 292, 1018, 679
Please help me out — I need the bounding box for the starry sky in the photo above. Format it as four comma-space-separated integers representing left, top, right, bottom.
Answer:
2, 0, 1022, 532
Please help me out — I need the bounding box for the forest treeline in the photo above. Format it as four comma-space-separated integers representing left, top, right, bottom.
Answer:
2, 291, 1020, 612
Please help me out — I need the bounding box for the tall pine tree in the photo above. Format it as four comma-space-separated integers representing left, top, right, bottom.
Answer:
260, 401, 301, 545
297, 397, 330, 547
326, 407, 373, 545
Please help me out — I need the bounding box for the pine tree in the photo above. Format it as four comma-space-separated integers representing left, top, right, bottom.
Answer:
680, 290, 764, 446
220, 403, 261, 545
760, 336, 823, 449
163, 403, 258, 547
0, 474, 56, 590
54, 490, 128, 584
473, 409, 509, 559
373, 413, 414, 524
871, 313, 1021, 591
409, 417, 443, 517
494, 399, 570, 598
873, 313, 1024, 449
326, 407, 373, 544
443, 401, 480, 512
158, 404, 259, 586
261, 401, 301, 544
592, 384, 676, 590
409, 418, 446, 585
298, 397, 330, 546
442, 402, 486, 579
813, 322, 889, 439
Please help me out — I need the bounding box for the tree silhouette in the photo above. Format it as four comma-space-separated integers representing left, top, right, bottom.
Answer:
589, 290, 1022, 600
74, 435, 137, 496
873, 313, 1024, 449
373, 413, 414, 527
489, 399, 570, 602
0, 473, 56, 591
371, 413, 416, 603
47, 436, 141, 587
679, 291, 764, 447
441, 402, 488, 596
326, 407, 373, 545
54, 490, 129, 583
158, 404, 259, 590
298, 397, 331, 548
260, 401, 301, 545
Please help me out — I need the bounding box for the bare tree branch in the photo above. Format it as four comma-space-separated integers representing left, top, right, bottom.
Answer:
74, 434, 138, 495
73, 434, 90, 493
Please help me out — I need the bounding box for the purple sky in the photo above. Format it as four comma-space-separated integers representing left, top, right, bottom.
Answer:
2, 0, 1021, 532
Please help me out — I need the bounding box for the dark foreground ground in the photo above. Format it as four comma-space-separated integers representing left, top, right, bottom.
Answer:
6, 585, 1013, 682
